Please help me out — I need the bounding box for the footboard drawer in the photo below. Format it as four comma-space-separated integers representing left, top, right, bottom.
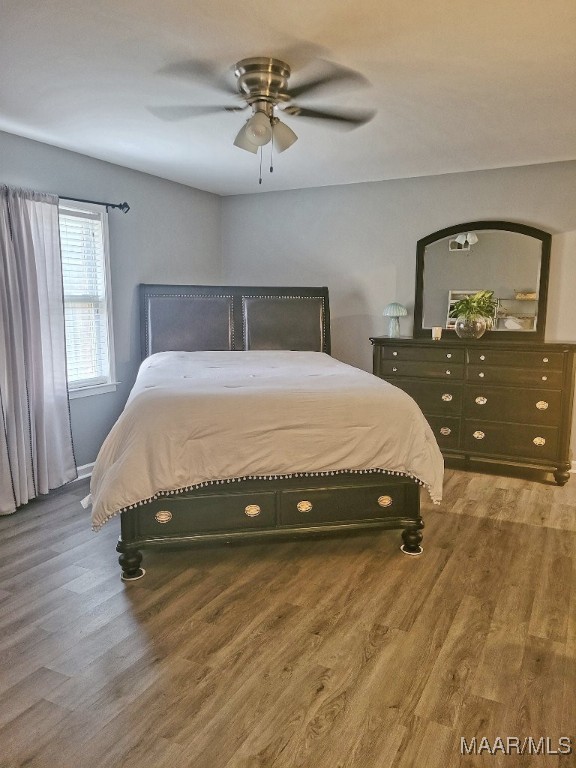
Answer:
279, 483, 408, 527
137, 491, 277, 536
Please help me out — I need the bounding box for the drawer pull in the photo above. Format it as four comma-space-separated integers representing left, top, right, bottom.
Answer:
392, 367, 398, 372
440, 427, 452, 436
296, 500, 313, 513
478, 372, 485, 378
542, 376, 548, 381
473, 430, 485, 440
244, 504, 261, 517
392, 351, 398, 356
441, 393, 453, 402
445, 370, 451, 375
543, 357, 548, 363
475, 396, 487, 405
536, 400, 549, 410
377, 495, 393, 508
480, 355, 486, 361
155, 510, 173, 524
446, 353, 452, 359
533, 437, 546, 446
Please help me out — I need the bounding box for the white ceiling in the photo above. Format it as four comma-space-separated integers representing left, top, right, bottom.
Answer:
1, 0, 575, 196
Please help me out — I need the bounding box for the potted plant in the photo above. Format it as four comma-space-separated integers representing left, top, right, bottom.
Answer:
449, 290, 497, 338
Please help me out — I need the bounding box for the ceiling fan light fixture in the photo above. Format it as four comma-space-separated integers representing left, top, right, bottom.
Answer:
245, 110, 273, 146
272, 119, 298, 152
233, 123, 258, 153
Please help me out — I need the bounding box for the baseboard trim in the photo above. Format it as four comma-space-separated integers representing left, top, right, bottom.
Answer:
76, 462, 94, 480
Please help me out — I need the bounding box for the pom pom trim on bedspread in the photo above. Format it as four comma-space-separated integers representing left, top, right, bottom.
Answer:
89, 467, 441, 531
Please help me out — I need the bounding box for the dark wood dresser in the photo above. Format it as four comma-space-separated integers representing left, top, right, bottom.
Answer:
370, 337, 576, 484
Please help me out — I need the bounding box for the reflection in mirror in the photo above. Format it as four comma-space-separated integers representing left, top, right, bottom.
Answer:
414, 221, 551, 341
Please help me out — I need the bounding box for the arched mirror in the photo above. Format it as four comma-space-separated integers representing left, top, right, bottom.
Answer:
414, 221, 551, 341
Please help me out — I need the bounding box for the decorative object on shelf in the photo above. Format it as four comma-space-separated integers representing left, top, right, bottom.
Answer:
449, 290, 497, 339
514, 290, 538, 301
383, 302, 407, 337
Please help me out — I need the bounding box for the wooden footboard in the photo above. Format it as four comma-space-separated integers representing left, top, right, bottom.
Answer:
116, 473, 424, 580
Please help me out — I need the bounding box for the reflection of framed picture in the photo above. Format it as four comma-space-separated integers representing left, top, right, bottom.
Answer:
446, 290, 481, 329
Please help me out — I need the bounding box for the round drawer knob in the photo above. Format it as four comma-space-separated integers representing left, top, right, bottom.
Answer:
542, 376, 548, 381
297, 500, 313, 513
480, 355, 486, 361
446, 353, 452, 359
475, 396, 487, 405
445, 370, 451, 375
440, 427, 451, 436
392, 367, 398, 372
392, 351, 398, 356
441, 393, 453, 402
533, 437, 546, 446
478, 372, 485, 378
543, 357, 548, 363
155, 510, 173, 524
377, 495, 393, 508
536, 400, 549, 410
244, 504, 261, 517
473, 430, 485, 440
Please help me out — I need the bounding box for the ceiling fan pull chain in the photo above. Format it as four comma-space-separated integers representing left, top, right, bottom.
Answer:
270, 133, 274, 174
259, 147, 263, 184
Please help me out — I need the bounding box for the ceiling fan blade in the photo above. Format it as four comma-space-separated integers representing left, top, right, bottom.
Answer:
283, 105, 375, 128
158, 58, 238, 95
148, 104, 245, 122
288, 63, 370, 99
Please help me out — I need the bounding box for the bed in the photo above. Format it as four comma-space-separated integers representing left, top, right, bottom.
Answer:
87, 284, 443, 580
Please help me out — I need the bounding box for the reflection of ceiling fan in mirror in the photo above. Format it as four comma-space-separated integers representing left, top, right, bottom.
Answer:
149, 56, 375, 156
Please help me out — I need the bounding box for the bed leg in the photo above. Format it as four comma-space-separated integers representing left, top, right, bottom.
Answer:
116, 539, 145, 581
400, 518, 424, 556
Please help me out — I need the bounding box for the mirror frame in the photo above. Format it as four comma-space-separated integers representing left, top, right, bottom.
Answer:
414, 220, 551, 341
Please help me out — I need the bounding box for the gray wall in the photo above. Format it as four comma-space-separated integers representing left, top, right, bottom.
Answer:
0, 130, 223, 465
3, 127, 576, 462
221, 161, 576, 451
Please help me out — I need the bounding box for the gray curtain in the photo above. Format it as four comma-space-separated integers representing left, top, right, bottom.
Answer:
0, 185, 76, 515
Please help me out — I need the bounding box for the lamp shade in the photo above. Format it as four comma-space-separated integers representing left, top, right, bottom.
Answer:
273, 120, 298, 152
383, 302, 407, 338
233, 123, 258, 153
383, 302, 408, 318
245, 111, 273, 146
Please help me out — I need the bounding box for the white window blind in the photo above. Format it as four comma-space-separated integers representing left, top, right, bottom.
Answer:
59, 202, 115, 392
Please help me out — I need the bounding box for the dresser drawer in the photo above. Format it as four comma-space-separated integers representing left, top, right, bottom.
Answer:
467, 349, 564, 369
137, 491, 277, 536
467, 365, 563, 388
425, 415, 461, 450
463, 421, 558, 461
279, 483, 406, 526
465, 386, 562, 425
380, 360, 464, 379
381, 346, 465, 363
393, 379, 463, 414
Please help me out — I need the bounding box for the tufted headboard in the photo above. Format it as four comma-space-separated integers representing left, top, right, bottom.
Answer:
139, 284, 331, 359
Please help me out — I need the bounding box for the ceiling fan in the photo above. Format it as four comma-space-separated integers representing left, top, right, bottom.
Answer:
150, 56, 375, 155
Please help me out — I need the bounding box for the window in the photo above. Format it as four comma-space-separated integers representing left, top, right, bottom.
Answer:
58, 200, 116, 397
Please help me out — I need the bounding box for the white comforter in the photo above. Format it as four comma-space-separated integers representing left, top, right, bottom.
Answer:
88, 351, 443, 530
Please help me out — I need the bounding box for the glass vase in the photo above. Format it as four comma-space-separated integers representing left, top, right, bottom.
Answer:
454, 314, 487, 339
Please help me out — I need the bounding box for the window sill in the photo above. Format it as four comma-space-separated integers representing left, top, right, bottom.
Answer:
69, 382, 120, 399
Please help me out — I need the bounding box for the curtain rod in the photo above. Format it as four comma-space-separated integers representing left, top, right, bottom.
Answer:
59, 196, 130, 214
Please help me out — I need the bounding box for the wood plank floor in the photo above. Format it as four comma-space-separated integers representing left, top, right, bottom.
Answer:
0, 467, 575, 767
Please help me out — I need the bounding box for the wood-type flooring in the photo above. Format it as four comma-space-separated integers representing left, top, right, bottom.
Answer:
0, 467, 575, 767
